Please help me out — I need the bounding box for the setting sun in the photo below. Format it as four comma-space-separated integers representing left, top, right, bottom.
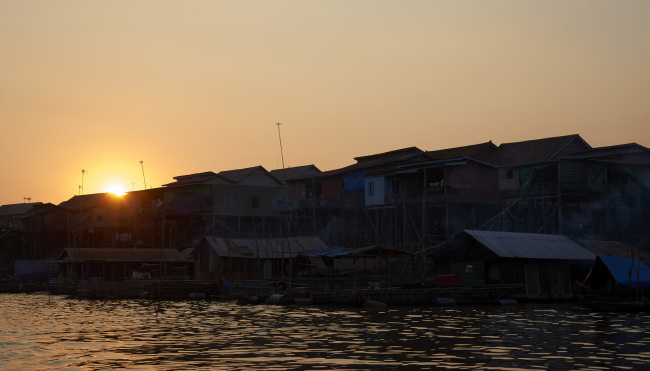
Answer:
107, 184, 127, 196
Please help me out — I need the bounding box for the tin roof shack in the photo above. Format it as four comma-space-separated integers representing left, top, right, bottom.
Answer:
163, 166, 287, 239
364, 142, 499, 249
435, 230, 595, 300
55, 247, 193, 283
303, 245, 410, 289
286, 147, 429, 245
196, 236, 327, 283
482, 134, 593, 235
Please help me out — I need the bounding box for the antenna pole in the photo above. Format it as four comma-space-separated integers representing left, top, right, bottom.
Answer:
81, 169, 86, 195
276, 122, 285, 170
140, 161, 147, 190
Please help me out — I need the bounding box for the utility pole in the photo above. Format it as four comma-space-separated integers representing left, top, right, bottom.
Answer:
276, 122, 285, 170
140, 161, 147, 190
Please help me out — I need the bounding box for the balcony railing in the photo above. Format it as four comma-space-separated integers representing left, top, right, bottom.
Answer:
527, 182, 558, 197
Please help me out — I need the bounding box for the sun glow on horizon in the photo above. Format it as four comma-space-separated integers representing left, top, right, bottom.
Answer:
107, 184, 127, 197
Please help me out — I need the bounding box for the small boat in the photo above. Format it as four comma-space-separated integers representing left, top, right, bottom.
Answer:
575, 256, 650, 312
577, 294, 649, 312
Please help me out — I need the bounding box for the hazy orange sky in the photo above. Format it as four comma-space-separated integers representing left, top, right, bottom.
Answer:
1, 1, 649, 206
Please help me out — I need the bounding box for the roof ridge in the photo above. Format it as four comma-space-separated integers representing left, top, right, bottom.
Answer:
353, 147, 422, 162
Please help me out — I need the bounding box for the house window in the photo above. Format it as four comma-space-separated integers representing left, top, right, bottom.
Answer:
367, 181, 375, 197
224, 196, 233, 208
250, 196, 259, 209
306, 182, 322, 199
506, 169, 514, 179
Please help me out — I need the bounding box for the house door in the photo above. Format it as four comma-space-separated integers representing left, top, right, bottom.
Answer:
263, 260, 273, 279
525, 262, 540, 298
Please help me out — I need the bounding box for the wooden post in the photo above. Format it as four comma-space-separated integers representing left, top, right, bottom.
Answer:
557, 162, 563, 234
421, 169, 427, 251
375, 209, 379, 244
445, 181, 449, 240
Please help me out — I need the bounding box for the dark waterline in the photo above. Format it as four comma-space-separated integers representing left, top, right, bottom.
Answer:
1, 293, 649, 370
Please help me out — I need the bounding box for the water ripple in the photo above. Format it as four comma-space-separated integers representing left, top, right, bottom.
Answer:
1, 293, 650, 370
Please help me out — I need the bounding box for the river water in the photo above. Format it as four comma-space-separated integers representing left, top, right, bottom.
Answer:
1, 293, 649, 370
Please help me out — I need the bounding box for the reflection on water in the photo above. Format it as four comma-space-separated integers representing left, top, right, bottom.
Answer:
1, 293, 649, 370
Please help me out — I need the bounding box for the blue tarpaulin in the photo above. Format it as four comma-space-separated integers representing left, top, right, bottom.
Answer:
303, 245, 409, 268
304, 245, 409, 259
592, 256, 650, 289
305, 246, 348, 258
343, 170, 366, 192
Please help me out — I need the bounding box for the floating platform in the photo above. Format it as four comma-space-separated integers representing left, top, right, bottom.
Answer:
296, 285, 520, 307
47, 280, 226, 300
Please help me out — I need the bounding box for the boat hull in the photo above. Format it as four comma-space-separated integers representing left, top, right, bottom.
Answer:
577, 295, 650, 312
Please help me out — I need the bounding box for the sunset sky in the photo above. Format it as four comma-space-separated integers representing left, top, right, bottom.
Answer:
1, 1, 649, 206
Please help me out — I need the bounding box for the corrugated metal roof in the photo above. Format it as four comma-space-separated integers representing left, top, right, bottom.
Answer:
58, 193, 131, 211
0, 203, 43, 216
57, 248, 192, 262
353, 147, 424, 164
566, 143, 648, 159
204, 236, 328, 259
464, 230, 595, 260
293, 147, 426, 181
270, 165, 321, 184
164, 172, 223, 186
576, 240, 650, 259
426, 142, 496, 161
19, 203, 60, 218
305, 244, 409, 258
217, 166, 264, 183
484, 134, 589, 166
165, 166, 284, 187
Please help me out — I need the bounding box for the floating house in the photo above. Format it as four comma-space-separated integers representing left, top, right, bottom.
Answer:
0, 202, 68, 271
433, 230, 595, 299
363, 142, 499, 246
162, 166, 288, 239
195, 236, 327, 281
285, 147, 430, 244
303, 244, 410, 288
54, 247, 193, 282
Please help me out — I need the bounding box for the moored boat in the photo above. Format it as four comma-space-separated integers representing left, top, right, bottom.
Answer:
575, 256, 650, 312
